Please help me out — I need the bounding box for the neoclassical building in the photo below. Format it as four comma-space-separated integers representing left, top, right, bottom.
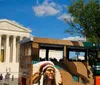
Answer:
0, 19, 31, 84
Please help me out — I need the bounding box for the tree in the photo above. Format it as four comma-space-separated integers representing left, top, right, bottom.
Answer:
65, 0, 100, 43
65, 0, 100, 73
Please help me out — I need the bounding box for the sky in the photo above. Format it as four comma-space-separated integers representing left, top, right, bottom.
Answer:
0, 0, 85, 40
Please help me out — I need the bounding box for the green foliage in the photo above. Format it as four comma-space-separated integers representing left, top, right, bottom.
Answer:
66, 0, 100, 43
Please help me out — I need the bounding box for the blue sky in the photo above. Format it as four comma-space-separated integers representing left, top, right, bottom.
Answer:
0, 0, 79, 39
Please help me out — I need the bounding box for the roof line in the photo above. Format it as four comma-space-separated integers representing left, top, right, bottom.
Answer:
0, 19, 32, 32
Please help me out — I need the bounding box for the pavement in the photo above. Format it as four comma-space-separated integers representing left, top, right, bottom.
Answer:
0, 78, 18, 85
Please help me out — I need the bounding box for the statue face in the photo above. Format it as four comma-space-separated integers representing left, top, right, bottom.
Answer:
45, 67, 55, 80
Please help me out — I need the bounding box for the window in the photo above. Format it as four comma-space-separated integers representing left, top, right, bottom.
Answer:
69, 51, 85, 60
39, 49, 46, 61
72, 75, 79, 82
67, 46, 87, 61
39, 44, 64, 62
39, 49, 63, 61
81, 78, 86, 84
49, 50, 63, 62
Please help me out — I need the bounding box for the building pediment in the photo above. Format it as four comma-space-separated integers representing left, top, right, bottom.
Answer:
0, 19, 31, 33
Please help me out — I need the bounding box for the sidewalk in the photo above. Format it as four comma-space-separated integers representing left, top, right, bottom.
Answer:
0, 78, 18, 85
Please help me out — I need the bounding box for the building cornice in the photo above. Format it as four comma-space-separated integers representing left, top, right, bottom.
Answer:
0, 19, 32, 33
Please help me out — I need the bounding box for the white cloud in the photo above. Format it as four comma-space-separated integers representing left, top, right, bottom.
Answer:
57, 13, 74, 22
62, 36, 86, 41
32, 1, 62, 16
33, 5, 60, 16
49, 2, 56, 7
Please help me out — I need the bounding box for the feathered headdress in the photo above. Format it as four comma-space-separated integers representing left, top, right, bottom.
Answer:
32, 61, 62, 85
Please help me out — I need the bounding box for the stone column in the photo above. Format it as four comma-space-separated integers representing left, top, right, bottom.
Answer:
20, 37, 23, 41
17, 36, 23, 62
12, 36, 16, 62
5, 35, 10, 62
0, 34, 1, 62
10, 37, 13, 62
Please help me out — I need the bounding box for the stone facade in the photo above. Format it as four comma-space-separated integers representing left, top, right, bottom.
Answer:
0, 19, 31, 85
